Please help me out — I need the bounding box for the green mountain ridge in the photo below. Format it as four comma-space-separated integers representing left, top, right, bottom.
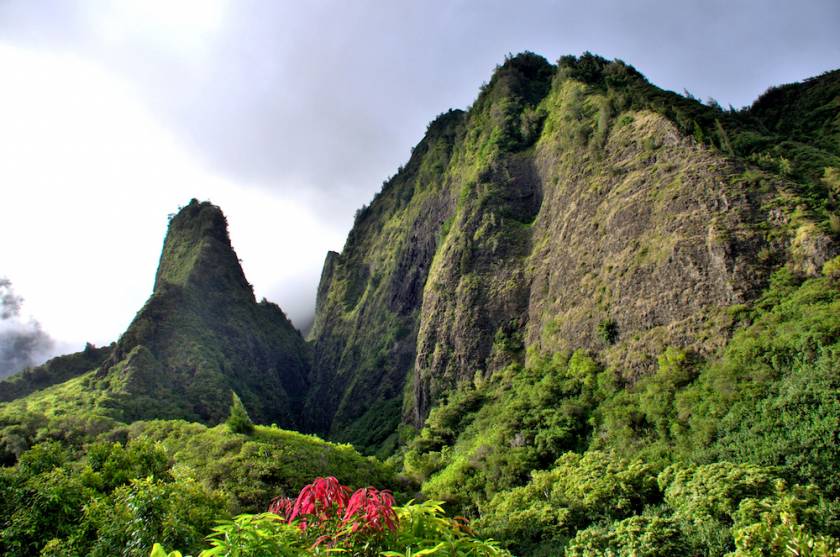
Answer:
2, 52, 837, 454
0, 51, 838, 556
308, 53, 839, 451
0, 199, 311, 438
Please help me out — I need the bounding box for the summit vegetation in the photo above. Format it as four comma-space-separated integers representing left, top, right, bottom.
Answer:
1, 52, 838, 555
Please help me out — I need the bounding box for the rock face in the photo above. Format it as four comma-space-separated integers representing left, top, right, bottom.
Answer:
98, 200, 311, 427
2, 53, 835, 452
304, 110, 464, 450
308, 53, 839, 445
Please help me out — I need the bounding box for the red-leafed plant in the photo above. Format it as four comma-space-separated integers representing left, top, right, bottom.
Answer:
268, 476, 398, 552
342, 487, 397, 533
289, 476, 351, 528
267, 495, 294, 520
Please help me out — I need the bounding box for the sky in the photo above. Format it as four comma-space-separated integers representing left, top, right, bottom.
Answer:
1, 0, 838, 375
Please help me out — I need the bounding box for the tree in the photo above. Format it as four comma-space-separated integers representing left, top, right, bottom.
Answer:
226, 392, 254, 435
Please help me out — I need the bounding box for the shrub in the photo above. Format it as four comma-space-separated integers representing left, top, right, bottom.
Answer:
477, 451, 659, 553
728, 482, 840, 557
566, 515, 689, 557
225, 392, 254, 435
596, 319, 619, 345
154, 477, 508, 556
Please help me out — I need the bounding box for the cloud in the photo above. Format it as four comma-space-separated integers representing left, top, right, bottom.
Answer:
0, 0, 838, 352
0, 278, 55, 378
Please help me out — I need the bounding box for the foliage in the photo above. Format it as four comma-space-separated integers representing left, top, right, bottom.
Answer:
82, 476, 228, 557
675, 272, 840, 497
404, 268, 840, 554
476, 451, 659, 554
127, 421, 395, 511
728, 482, 840, 556
595, 319, 619, 345
154, 478, 507, 557
0, 421, 395, 555
383, 499, 509, 557
226, 392, 254, 435
200, 513, 307, 556
565, 515, 689, 557
407, 350, 607, 515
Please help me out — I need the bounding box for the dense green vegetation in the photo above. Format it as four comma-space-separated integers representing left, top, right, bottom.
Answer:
0, 418, 394, 556
400, 262, 840, 555
0, 342, 112, 403
153, 477, 509, 556
1, 53, 838, 556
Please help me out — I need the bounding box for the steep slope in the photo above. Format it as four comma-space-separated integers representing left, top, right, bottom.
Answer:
97, 199, 311, 427
0, 200, 311, 433
309, 53, 839, 448
305, 110, 464, 451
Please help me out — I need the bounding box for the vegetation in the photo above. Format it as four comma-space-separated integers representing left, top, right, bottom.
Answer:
396, 265, 840, 555
0, 421, 395, 555
225, 392, 254, 435
0, 342, 112, 403
154, 476, 508, 556
1, 52, 838, 556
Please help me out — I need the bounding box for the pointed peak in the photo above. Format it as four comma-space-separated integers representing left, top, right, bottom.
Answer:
166, 199, 229, 244
153, 199, 254, 301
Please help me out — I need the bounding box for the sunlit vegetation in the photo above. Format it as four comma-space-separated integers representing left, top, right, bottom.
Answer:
0, 418, 395, 556
399, 264, 840, 555
152, 476, 508, 556
0, 53, 838, 556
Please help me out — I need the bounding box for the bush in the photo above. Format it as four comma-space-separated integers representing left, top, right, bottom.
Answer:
225, 392, 254, 435
154, 477, 509, 556
566, 515, 689, 557
477, 451, 659, 553
84, 477, 228, 557
596, 319, 619, 345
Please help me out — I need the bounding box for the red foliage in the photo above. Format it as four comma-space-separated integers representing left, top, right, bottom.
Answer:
267, 496, 294, 520
267, 476, 398, 548
288, 476, 351, 526
342, 487, 397, 533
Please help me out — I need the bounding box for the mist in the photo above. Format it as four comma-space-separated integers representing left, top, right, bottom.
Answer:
0, 278, 55, 379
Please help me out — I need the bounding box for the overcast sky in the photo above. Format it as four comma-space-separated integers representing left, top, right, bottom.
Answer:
1, 0, 838, 373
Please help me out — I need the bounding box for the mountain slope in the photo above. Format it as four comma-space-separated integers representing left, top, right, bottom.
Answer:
0, 200, 311, 437
304, 110, 465, 451
99, 199, 311, 427
308, 53, 839, 449
0, 342, 112, 403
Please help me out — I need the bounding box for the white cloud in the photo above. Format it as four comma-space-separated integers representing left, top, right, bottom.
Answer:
0, 44, 339, 352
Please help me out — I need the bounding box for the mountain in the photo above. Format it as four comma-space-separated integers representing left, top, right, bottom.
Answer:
0, 51, 838, 556
0, 342, 112, 403
0, 200, 311, 434
306, 53, 839, 452
2, 54, 836, 455
97, 199, 311, 426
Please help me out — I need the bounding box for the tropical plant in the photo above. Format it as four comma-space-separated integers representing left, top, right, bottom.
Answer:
226, 392, 254, 435
152, 477, 507, 556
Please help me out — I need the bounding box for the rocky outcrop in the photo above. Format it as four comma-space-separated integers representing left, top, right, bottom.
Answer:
310, 53, 839, 441
304, 111, 464, 450
99, 200, 311, 427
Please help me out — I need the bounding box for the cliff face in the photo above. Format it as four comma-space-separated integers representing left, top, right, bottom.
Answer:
310, 53, 839, 445
1, 54, 835, 454
98, 200, 311, 427
304, 110, 464, 450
